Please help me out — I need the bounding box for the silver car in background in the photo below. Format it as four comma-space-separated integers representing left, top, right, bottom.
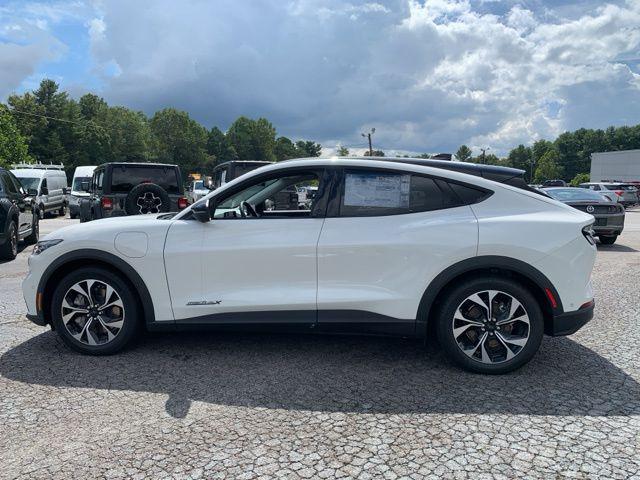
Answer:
545, 187, 625, 245
579, 182, 638, 207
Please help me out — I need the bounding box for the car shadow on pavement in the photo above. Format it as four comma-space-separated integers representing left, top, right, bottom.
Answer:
596, 243, 638, 252
2, 331, 639, 419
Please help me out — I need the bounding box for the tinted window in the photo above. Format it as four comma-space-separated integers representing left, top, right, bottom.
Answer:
546, 188, 606, 201
339, 170, 471, 217
448, 182, 489, 205
0, 173, 14, 194
110, 166, 180, 194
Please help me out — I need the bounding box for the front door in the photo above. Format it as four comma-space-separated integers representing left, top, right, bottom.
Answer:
164, 167, 328, 324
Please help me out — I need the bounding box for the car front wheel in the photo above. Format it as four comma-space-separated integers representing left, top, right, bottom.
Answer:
51, 267, 140, 355
436, 277, 544, 374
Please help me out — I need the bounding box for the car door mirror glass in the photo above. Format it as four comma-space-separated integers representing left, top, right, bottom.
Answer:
27, 188, 38, 197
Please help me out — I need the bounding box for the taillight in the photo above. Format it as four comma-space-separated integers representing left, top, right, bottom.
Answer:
101, 197, 113, 210
614, 190, 624, 198
178, 197, 188, 209
582, 225, 596, 245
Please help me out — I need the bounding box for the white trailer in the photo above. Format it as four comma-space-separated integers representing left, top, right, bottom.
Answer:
590, 149, 640, 182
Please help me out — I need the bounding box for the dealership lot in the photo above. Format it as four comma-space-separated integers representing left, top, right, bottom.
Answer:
1, 213, 640, 478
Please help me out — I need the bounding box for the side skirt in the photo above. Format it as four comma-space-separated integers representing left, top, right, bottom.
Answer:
147, 309, 418, 338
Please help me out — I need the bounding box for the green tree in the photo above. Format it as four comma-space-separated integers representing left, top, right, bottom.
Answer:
150, 108, 209, 173
534, 149, 563, 183
570, 173, 590, 186
79, 93, 108, 121
363, 150, 385, 157
101, 107, 151, 163
0, 105, 33, 168
295, 140, 322, 157
455, 145, 472, 162
337, 146, 349, 156
227, 116, 277, 162
274, 137, 299, 161
207, 126, 237, 164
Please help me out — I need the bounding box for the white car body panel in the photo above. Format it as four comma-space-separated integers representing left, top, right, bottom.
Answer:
165, 217, 325, 320
317, 205, 477, 320
23, 215, 175, 322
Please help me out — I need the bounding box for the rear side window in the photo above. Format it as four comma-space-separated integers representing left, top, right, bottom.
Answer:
110, 166, 180, 194
339, 170, 484, 217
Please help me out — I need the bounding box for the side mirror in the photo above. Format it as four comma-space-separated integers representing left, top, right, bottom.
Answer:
41, 186, 49, 195
81, 181, 90, 192
192, 201, 211, 223
27, 188, 38, 197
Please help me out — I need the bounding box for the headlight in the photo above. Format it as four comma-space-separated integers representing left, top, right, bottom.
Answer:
32, 239, 63, 255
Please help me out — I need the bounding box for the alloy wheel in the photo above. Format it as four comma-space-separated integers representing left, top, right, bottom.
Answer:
61, 279, 125, 346
136, 192, 163, 214
452, 290, 530, 364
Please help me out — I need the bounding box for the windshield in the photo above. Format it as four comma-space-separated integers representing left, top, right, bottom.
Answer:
72, 176, 91, 191
111, 166, 180, 194
17, 177, 40, 190
547, 188, 607, 201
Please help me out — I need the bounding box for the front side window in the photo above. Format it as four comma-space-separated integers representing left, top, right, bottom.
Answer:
1, 173, 17, 194
213, 171, 320, 219
339, 169, 478, 217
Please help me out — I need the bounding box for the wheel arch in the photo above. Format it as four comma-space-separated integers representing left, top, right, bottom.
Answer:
38, 249, 155, 329
417, 256, 563, 338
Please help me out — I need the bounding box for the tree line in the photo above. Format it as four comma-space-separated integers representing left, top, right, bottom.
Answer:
454, 123, 640, 184
0, 79, 321, 178
2, 78, 640, 184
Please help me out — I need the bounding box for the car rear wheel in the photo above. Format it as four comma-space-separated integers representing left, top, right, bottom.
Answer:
0, 221, 18, 260
598, 235, 617, 245
24, 214, 39, 245
435, 277, 544, 374
58, 203, 66, 217
51, 267, 140, 355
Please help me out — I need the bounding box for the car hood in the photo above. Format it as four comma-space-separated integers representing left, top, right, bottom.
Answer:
44, 214, 173, 242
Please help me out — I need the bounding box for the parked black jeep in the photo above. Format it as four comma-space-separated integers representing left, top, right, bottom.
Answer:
0, 167, 39, 261
79, 162, 189, 222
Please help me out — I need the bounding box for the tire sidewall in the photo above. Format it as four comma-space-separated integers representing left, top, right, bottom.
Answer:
51, 267, 139, 355
436, 276, 544, 374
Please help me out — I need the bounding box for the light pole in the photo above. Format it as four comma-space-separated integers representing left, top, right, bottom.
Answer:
361, 128, 375, 156
480, 147, 490, 164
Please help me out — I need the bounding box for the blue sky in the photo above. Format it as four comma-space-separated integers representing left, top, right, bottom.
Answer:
1, 0, 640, 156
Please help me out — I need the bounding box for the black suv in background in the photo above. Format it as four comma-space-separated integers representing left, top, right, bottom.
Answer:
0, 167, 39, 260
79, 162, 189, 222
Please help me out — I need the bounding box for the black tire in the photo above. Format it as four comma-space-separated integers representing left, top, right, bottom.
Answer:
0, 220, 18, 261
51, 267, 140, 355
598, 235, 617, 245
58, 203, 66, 217
124, 183, 171, 215
24, 214, 39, 245
435, 276, 544, 374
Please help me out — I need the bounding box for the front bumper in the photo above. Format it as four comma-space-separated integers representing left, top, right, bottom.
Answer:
549, 301, 594, 336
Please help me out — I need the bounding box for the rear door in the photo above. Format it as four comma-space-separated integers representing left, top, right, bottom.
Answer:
317, 167, 479, 334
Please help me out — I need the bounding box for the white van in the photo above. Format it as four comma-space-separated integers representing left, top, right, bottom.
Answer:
68, 165, 97, 219
11, 164, 68, 218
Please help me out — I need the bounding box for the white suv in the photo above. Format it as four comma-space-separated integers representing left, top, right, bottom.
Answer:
22, 158, 596, 374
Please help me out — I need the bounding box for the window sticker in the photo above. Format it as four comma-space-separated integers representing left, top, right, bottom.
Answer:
344, 173, 410, 208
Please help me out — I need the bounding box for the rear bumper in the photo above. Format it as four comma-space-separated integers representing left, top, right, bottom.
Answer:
549, 301, 594, 336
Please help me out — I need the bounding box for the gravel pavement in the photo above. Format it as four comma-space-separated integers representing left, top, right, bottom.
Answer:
1, 212, 640, 479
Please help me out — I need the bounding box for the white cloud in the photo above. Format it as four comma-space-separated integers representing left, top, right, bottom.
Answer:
3, 0, 640, 155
